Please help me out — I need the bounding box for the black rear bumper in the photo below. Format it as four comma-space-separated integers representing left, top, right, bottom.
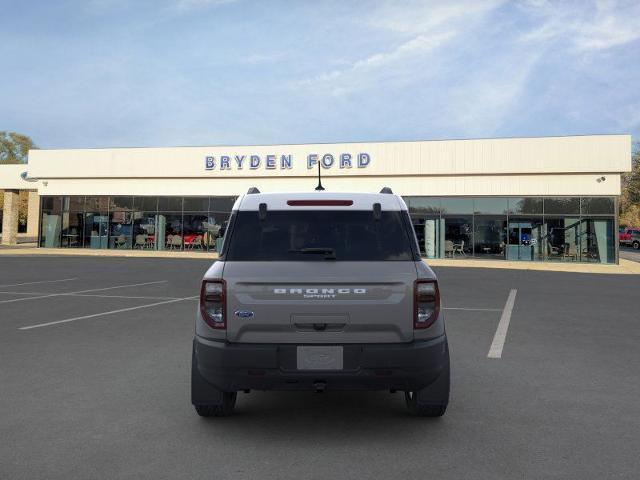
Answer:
193, 335, 449, 393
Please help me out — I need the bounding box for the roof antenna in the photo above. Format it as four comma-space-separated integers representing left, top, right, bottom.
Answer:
315, 160, 325, 191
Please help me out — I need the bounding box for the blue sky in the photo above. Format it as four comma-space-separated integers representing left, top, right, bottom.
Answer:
1, 0, 639, 149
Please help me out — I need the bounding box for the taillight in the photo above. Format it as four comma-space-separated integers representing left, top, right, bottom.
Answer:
414, 279, 440, 329
200, 279, 226, 329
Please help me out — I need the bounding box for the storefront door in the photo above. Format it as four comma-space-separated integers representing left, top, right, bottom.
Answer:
508, 222, 537, 261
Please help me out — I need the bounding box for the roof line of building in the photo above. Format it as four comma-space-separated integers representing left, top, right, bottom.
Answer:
28, 133, 631, 152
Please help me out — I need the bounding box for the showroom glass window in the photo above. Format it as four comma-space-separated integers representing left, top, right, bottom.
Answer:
440, 198, 473, 258
61, 196, 84, 248
473, 198, 507, 260
40, 196, 63, 247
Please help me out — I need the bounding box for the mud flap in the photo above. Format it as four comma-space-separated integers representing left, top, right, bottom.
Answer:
415, 345, 450, 406
191, 346, 224, 406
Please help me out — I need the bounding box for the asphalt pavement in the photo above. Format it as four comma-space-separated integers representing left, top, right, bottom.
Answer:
0, 256, 639, 479
620, 245, 640, 263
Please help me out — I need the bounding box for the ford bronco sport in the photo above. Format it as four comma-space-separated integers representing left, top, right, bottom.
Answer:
192, 188, 450, 417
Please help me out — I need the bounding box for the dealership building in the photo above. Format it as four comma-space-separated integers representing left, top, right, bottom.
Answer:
0, 134, 632, 263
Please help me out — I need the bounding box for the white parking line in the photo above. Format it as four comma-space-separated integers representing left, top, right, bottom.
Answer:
0, 290, 189, 300
19, 296, 199, 330
487, 289, 518, 359
443, 307, 502, 312
0, 280, 168, 305
0, 278, 79, 288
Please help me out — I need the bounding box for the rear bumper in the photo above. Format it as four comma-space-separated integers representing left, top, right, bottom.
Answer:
193, 335, 449, 392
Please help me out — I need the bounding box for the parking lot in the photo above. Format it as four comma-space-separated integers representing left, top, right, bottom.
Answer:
620, 245, 640, 263
1, 255, 639, 479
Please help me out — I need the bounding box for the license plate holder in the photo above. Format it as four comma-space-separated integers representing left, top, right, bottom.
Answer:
296, 346, 343, 370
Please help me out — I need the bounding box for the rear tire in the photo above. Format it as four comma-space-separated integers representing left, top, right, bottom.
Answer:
194, 392, 237, 417
633, 241, 640, 250
405, 358, 450, 417
405, 391, 447, 417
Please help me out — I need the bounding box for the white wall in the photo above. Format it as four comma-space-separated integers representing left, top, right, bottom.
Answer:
0, 164, 33, 189
27, 135, 631, 180
2, 134, 631, 197
36, 173, 621, 196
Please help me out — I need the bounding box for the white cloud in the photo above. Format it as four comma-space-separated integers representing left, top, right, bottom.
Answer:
369, 0, 505, 35
440, 52, 542, 136
297, 0, 505, 96
519, 0, 640, 51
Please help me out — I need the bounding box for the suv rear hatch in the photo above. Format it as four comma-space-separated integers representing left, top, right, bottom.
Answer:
221, 207, 418, 344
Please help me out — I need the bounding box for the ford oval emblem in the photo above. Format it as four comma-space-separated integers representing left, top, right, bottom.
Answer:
234, 310, 254, 318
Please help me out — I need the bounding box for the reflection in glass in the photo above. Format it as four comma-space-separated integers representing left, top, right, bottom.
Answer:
544, 217, 580, 261
61, 200, 84, 248
474, 217, 507, 259
580, 218, 614, 263
407, 197, 442, 215
443, 216, 472, 257
474, 198, 508, 215
508, 198, 542, 215
109, 196, 133, 211
40, 196, 63, 247
158, 197, 183, 211
440, 198, 473, 215
157, 213, 183, 250
580, 197, 614, 215
133, 212, 157, 249
109, 211, 132, 249
134, 196, 158, 211
209, 197, 236, 213
183, 213, 208, 250
183, 197, 209, 212
544, 197, 580, 215
204, 213, 226, 251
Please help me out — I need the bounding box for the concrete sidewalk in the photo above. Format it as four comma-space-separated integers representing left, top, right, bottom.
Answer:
0, 246, 638, 274
0, 246, 218, 259
426, 257, 640, 275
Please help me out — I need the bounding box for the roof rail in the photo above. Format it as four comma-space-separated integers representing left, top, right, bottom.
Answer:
379, 187, 393, 194
247, 187, 261, 194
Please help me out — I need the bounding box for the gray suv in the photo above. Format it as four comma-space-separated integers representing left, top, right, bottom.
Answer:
191, 188, 450, 417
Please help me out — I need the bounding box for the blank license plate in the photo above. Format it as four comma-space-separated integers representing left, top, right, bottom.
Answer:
296, 346, 343, 370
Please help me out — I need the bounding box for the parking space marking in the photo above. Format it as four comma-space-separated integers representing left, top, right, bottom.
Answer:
487, 289, 518, 359
0, 291, 191, 301
0, 280, 168, 305
19, 296, 199, 330
443, 307, 502, 312
0, 278, 79, 288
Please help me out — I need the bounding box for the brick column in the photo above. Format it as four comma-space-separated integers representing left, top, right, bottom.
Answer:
1, 189, 20, 245
26, 190, 40, 238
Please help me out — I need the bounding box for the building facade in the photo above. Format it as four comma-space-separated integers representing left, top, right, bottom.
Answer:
0, 135, 632, 263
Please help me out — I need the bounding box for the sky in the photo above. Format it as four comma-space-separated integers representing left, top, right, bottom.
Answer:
1, 0, 639, 149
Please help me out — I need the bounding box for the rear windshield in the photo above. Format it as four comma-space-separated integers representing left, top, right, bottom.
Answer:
225, 210, 416, 261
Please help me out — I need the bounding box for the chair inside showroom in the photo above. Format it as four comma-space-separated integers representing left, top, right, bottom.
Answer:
452, 240, 466, 256
444, 240, 454, 258
170, 235, 183, 250
189, 235, 203, 250
115, 235, 127, 249
134, 234, 147, 249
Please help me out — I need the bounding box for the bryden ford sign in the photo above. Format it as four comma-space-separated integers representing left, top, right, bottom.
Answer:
205, 153, 371, 171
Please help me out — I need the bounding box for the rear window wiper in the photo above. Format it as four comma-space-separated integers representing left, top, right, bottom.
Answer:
288, 247, 337, 260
